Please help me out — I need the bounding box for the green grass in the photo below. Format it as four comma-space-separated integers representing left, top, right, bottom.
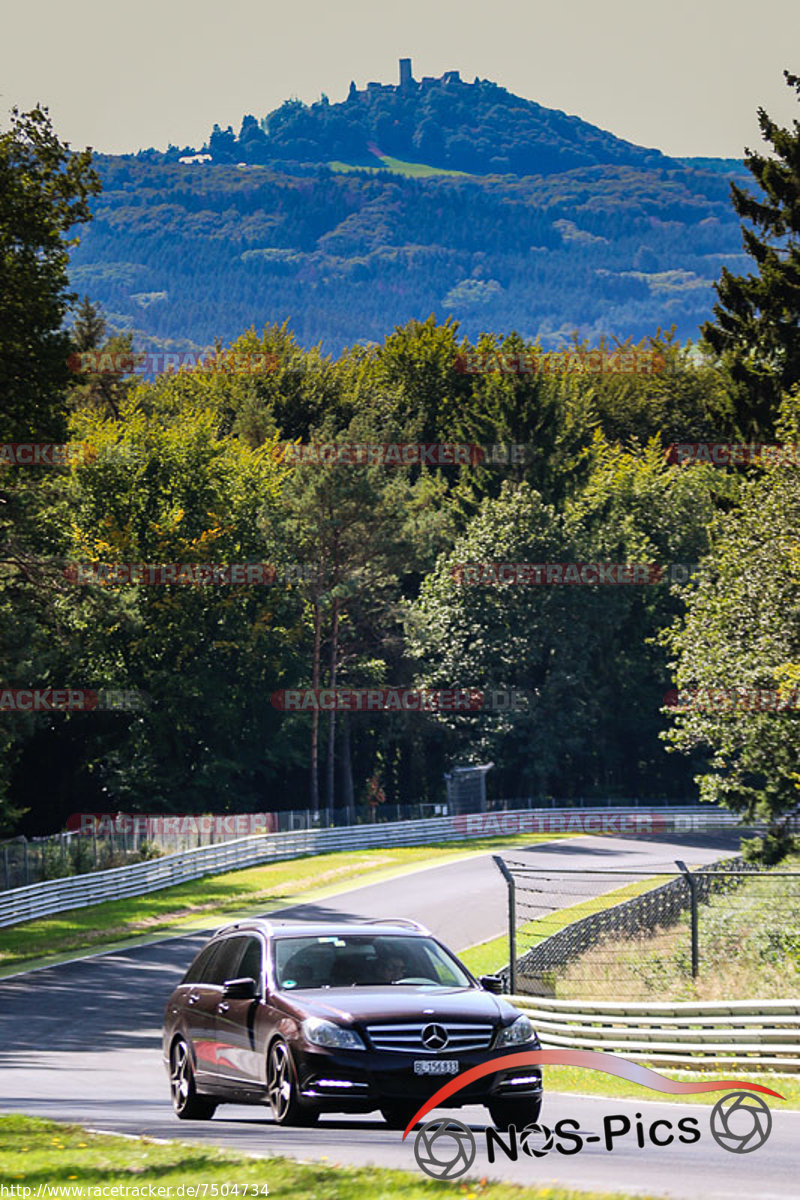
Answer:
0, 832, 577, 975
328, 155, 467, 177
542, 1065, 799, 1108
0, 1114, 662, 1199
459, 878, 658, 978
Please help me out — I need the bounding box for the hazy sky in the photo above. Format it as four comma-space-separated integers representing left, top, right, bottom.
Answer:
2, 0, 799, 158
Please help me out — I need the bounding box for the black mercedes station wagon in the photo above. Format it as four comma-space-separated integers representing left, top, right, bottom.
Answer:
163, 918, 543, 1129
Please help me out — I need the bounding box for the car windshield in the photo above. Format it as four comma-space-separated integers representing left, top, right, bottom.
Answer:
273, 933, 474, 990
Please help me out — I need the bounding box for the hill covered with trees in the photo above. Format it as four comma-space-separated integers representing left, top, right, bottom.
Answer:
67, 64, 753, 355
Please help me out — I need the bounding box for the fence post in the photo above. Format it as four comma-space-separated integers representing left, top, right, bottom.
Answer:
492, 855, 517, 994
2, 845, 9, 891
676, 860, 699, 978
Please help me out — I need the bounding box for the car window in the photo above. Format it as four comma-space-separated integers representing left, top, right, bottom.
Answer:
202, 936, 250, 986
182, 942, 221, 985
273, 934, 473, 989
237, 937, 264, 988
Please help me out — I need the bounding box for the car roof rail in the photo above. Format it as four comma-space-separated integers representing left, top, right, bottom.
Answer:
362, 917, 430, 933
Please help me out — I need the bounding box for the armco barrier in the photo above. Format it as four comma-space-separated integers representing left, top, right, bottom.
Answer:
0, 805, 734, 929
509, 995, 800, 1071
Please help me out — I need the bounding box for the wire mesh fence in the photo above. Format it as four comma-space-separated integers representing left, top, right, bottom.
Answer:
496, 855, 800, 1002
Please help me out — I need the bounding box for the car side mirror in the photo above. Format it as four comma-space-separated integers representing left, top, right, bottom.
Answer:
222, 976, 259, 1000
479, 974, 504, 994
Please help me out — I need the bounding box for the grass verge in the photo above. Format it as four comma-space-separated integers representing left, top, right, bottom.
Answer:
0, 1114, 661, 1199
0, 832, 576, 975
541, 1065, 798, 1108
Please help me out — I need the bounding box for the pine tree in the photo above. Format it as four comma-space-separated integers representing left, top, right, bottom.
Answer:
702, 70, 800, 438
72, 294, 106, 350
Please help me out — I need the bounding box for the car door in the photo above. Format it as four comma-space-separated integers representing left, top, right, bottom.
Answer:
212, 934, 266, 1091
187, 935, 250, 1087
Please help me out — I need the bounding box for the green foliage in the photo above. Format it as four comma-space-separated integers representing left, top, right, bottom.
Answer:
0, 106, 99, 442
0, 107, 99, 833
702, 71, 800, 436
408, 442, 723, 798
661, 420, 800, 856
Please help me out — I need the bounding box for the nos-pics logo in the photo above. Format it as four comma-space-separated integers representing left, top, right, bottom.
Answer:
413, 1093, 773, 1180
404, 1051, 781, 1182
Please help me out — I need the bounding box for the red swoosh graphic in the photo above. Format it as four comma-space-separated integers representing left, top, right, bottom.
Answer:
401, 1049, 785, 1140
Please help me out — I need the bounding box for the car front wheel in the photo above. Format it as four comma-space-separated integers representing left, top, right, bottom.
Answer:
487, 1096, 542, 1129
267, 1039, 318, 1126
380, 1103, 422, 1129
170, 1039, 217, 1120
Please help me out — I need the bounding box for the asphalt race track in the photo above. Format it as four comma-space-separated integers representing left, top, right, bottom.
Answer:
1, 832, 797, 1198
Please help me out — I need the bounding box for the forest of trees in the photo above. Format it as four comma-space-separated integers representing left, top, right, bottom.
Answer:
68, 67, 757, 356
2, 72, 799, 860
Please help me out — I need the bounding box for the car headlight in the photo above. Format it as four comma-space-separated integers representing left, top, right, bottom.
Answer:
301, 1017, 366, 1051
494, 1015, 538, 1048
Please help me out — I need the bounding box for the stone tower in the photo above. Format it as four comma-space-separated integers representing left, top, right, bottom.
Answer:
399, 58, 413, 87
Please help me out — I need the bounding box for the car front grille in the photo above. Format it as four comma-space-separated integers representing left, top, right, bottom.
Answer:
364, 1022, 495, 1053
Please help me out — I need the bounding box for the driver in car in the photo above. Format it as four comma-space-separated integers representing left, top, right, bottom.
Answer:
374, 949, 410, 983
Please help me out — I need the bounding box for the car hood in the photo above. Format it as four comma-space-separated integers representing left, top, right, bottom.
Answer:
277, 985, 519, 1025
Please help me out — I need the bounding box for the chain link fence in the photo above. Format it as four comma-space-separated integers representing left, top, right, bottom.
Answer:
496, 854, 800, 1001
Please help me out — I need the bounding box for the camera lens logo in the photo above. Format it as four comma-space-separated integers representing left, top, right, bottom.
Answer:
414, 1117, 476, 1179
519, 1122, 554, 1157
710, 1091, 772, 1154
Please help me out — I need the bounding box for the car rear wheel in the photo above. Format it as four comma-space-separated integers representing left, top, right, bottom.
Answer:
488, 1095, 542, 1129
267, 1039, 318, 1126
170, 1039, 217, 1120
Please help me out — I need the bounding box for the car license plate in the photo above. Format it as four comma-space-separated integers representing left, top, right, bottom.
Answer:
414, 1059, 459, 1076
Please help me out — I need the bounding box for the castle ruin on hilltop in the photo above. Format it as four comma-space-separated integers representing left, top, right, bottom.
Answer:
347, 58, 463, 100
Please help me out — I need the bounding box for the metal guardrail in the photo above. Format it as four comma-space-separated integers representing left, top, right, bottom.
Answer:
509, 995, 800, 1072
0, 805, 736, 929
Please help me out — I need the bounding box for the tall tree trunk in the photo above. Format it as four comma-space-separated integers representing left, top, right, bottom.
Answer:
341, 712, 355, 821
309, 600, 321, 814
325, 600, 340, 810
